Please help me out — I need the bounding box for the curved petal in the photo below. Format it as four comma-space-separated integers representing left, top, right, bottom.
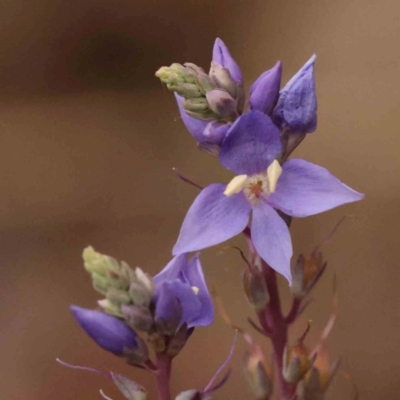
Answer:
249, 61, 282, 115
153, 254, 187, 287
173, 184, 252, 254
175, 93, 208, 143
212, 38, 243, 84
219, 111, 282, 175
268, 158, 365, 217
182, 253, 214, 327
251, 202, 292, 284
70, 306, 137, 355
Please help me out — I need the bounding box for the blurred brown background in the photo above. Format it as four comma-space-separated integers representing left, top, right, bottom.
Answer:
0, 0, 399, 399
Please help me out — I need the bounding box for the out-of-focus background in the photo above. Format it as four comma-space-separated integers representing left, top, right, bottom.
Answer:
1, 0, 399, 399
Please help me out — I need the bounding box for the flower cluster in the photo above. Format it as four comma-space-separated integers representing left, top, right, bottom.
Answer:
64, 37, 364, 400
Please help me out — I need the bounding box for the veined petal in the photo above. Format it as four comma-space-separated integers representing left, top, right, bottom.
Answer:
70, 306, 138, 355
175, 93, 209, 143
183, 253, 214, 327
268, 158, 365, 217
173, 184, 252, 254
219, 111, 282, 175
212, 38, 243, 84
251, 203, 293, 284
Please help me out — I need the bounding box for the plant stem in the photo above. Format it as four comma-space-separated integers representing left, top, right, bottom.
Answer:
155, 353, 172, 400
257, 259, 297, 400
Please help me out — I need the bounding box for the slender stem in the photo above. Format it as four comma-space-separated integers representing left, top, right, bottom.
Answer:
155, 353, 172, 400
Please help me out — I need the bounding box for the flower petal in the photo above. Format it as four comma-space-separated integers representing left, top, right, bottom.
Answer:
182, 253, 214, 327
212, 38, 243, 84
219, 111, 282, 175
70, 306, 137, 355
251, 202, 292, 284
173, 184, 252, 254
268, 158, 364, 217
153, 254, 187, 287
174, 93, 208, 143
273, 55, 317, 134
249, 61, 282, 115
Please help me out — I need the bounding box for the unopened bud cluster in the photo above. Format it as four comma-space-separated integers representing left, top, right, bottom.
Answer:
156, 62, 244, 124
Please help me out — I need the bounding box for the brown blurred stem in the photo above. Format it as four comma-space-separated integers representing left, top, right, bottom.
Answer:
155, 353, 172, 400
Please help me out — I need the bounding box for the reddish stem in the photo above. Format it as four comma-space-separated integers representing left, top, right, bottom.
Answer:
155, 354, 172, 400
256, 259, 297, 400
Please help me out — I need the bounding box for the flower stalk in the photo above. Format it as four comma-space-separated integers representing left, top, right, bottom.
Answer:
155, 353, 172, 400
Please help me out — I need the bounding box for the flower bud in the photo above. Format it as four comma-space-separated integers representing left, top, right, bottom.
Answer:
70, 306, 138, 356
148, 332, 167, 353
122, 304, 154, 332
129, 281, 153, 307
249, 61, 282, 115
111, 373, 148, 400
183, 98, 209, 113
166, 323, 191, 358
212, 38, 243, 84
203, 121, 230, 145
242, 269, 270, 311
283, 343, 314, 384
123, 334, 150, 366
206, 89, 237, 118
209, 61, 237, 98
175, 390, 201, 400
106, 288, 132, 306
291, 252, 326, 298
242, 352, 272, 400
272, 55, 317, 134
196, 72, 217, 94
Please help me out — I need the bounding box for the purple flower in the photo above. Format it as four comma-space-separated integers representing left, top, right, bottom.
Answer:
172, 111, 364, 283
70, 306, 138, 355
273, 55, 317, 134
153, 253, 214, 329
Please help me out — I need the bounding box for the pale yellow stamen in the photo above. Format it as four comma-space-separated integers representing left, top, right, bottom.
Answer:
224, 174, 248, 197
191, 286, 199, 295
266, 160, 282, 193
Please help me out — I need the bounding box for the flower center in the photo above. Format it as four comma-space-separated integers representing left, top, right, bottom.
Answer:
224, 160, 282, 205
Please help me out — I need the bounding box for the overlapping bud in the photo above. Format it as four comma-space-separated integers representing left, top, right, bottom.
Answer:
242, 350, 272, 399
283, 342, 315, 384
156, 61, 244, 125
291, 251, 326, 299
242, 268, 270, 311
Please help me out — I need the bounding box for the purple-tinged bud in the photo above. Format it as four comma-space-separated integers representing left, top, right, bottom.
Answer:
242, 269, 270, 311
124, 334, 150, 367
148, 332, 167, 353
291, 252, 326, 299
209, 61, 237, 98
203, 121, 230, 145
122, 305, 154, 332
196, 72, 217, 94
212, 38, 243, 84
155, 282, 183, 335
206, 89, 237, 119
242, 351, 272, 400
273, 55, 317, 134
70, 306, 138, 356
283, 343, 314, 384
166, 323, 190, 358
249, 61, 282, 115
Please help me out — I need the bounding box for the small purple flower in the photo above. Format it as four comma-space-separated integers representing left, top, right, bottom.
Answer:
172, 111, 364, 283
273, 55, 317, 134
70, 306, 138, 355
153, 253, 214, 328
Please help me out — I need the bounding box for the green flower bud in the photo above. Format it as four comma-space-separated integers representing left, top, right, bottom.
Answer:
243, 269, 270, 311
106, 288, 132, 306
183, 98, 209, 113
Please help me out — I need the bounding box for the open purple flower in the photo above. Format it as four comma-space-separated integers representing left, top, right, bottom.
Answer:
153, 253, 214, 329
172, 111, 364, 283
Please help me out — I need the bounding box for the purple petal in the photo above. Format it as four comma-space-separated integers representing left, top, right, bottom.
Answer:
267, 158, 364, 217
249, 61, 282, 115
273, 55, 317, 133
203, 121, 230, 145
153, 254, 187, 287
219, 111, 282, 175
169, 280, 203, 327
212, 38, 243, 84
182, 253, 214, 327
251, 202, 292, 284
70, 306, 137, 355
175, 93, 208, 142
173, 184, 252, 254
155, 282, 183, 333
